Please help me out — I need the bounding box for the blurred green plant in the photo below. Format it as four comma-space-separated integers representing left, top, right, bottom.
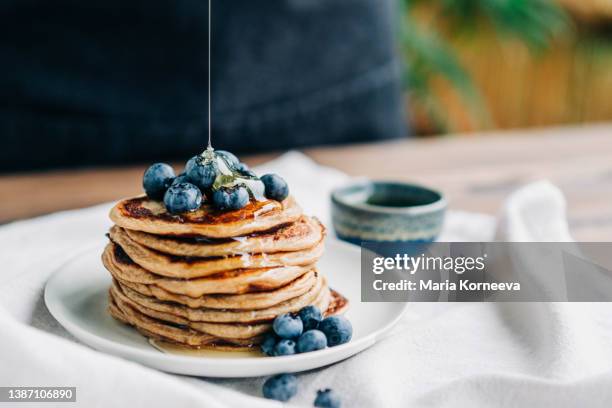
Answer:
399, 0, 571, 133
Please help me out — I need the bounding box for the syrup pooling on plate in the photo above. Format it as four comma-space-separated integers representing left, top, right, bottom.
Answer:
149, 339, 263, 358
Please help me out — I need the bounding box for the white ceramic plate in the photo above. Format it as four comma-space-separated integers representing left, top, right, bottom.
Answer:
44, 238, 406, 378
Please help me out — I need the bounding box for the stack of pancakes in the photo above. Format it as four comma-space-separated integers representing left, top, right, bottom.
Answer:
102, 195, 348, 350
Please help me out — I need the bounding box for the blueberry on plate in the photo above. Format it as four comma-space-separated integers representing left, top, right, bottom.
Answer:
185, 155, 218, 191
273, 339, 296, 356
273, 313, 303, 339
296, 330, 327, 353
163, 182, 202, 214
260, 333, 278, 356
314, 388, 342, 408
262, 374, 298, 402
298, 305, 323, 331
143, 163, 175, 200
212, 185, 249, 210
261, 174, 289, 201
319, 316, 353, 347
216, 150, 239, 167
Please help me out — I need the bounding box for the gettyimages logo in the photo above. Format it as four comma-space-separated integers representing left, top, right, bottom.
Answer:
361, 242, 612, 302
372, 253, 487, 275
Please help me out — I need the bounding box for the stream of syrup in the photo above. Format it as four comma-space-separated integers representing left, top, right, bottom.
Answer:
201, 2, 267, 202
207, 0, 212, 151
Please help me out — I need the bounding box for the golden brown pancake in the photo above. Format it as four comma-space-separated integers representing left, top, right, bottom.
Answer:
124, 216, 325, 257
110, 195, 302, 238
104, 184, 350, 351
118, 270, 318, 310
109, 286, 348, 348
111, 285, 271, 339
325, 288, 350, 316
102, 243, 314, 297
109, 225, 325, 279
109, 291, 261, 347
112, 275, 329, 324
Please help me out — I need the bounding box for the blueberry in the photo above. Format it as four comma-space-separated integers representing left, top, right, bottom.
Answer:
235, 162, 256, 178
216, 150, 239, 167
262, 374, 298, 402
273, 313, 303, 339
260, 333, 277, 356
261, 174, 289, 201
143, 163, 175, 200
319, 316, 353, 347
171, 172, 189, 186
273, 339, 296, 356
298, 305, 323, 331
314, 389, 341, 408
296, 330, 327, 353
185, 155, 218, 191
163, 182, 202, 214
212, 186, 249, 210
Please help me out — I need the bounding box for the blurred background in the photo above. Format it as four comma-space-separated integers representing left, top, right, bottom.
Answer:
0, 0, 610, 171
401, 0, 612, 135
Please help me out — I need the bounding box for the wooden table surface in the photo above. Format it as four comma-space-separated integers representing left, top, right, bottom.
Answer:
1, 123, 611, 241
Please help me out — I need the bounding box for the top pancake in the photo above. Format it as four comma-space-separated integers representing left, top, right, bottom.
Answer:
110, 195, 302, 238
124, 216, 325, 257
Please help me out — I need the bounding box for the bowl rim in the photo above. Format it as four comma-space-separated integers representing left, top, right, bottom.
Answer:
331, 179, 447, 215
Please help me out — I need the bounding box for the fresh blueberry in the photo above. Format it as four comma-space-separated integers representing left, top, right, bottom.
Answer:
143, 163, 175, 200
185, 155, 218, 191
298, 305, 323, 331
262, 373, 298, 402
216, 150, 239, 167
319, 316, 353, 347
261, 174, 289, 201
235, 162, 256, 178
273, 313, 303, 339
296, 330, 327, 353
163, 182, 202, 214
260, 333, 278, 356
273, 339, 296, 356
171, 172, 189, 186
212, 186, 249, 210
314, 389, 341, 408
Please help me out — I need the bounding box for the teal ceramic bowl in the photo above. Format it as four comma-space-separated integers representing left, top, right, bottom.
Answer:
331, 180, 446, 244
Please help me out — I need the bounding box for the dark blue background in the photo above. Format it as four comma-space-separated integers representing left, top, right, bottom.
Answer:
0, 0, 406, 172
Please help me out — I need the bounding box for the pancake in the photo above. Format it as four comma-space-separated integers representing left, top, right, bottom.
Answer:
109, 225, 325, 279
112, 274, 329, 323
109, 288, 349, 349
103, 243, 314, 296
118, 269, 318, 310
104, 180, 351, 351
111, 284, 272, 339
109, 291, 261, 347
124, 216, 325, 257
110, 195, 302, 238
325, 288, 350, 316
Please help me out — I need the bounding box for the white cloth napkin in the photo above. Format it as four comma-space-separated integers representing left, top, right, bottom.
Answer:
1, 152, 611, 408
